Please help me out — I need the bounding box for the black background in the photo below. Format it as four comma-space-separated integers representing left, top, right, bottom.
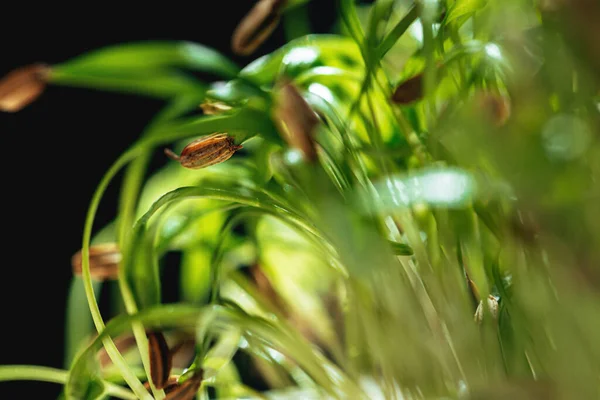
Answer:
0, 2, 338, 398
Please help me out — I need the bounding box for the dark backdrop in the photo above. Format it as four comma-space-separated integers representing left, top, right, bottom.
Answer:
0, 2, 337, 398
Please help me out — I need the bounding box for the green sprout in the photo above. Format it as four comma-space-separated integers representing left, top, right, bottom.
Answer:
1, 0, 600, 399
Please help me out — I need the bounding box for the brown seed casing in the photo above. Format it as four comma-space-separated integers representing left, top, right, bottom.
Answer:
474, 91, 511, 127
164, 371, 203, 400
0, 64, 51, 112
71, 243, 121, 281
273, 80, 319, 162
164, 133, 242, 169
147, 331, 173, 390
231, 0, 286, 56
144, 376, 179, 393
391, 73, 423, 105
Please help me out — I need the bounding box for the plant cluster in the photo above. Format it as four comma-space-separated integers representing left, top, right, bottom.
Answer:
1, 0, 600, 399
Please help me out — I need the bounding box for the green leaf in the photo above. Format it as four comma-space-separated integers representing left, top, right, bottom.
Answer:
84, 378, 107, 400
376, 4, 419, 59
339, 0, 366, 45
445, 0, 487, 26
181, 246, 213, 304
50, 69, 205, 99
387, 240, 414, 255
240, 34, 362, 86
49, 41, 240, 100
66, 304, 359, 398
64, 278, 101, 368
55, 41, 239, 78
202, 329, 243, 380
195, 306, 360, 397
65, 305, 202, 399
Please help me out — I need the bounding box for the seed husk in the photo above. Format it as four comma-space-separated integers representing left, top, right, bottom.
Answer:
71, 243, 121, 281
144, 376, 179, 393
164, 133, 242, 169
164, 371, 203, 400
231, 0, 286, 56
0, 64, 51, 112
147, 330, 173, 390
475, 91, 512, 127
273, 80, 320, 162
391, 73, 423, 104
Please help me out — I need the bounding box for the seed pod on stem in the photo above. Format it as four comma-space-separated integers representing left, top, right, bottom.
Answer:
391, 73, 423, 105
273, 80, 320, 162
164, 371, 203, 400
147, 330, 173, 390
0, 64, 51, 112
164, 133, 243, 169
71, 243, 121, 281
231, 0, 287, 56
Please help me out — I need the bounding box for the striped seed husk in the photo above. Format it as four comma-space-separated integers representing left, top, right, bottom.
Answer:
0, 64, 51, 112
71, 243, 121, 281
164, 371, 203, 400
231, 0, 286, 56
164, 133, 242, 169
147, 330, 173, 390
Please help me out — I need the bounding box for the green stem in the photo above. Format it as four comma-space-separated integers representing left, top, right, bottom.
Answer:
0, 366, 137, 400
80, 154, 153, 400
64, 277, 99, 368
115, 98, 200, 400
376, 4, 419, 59
76, 108, 274, 399
421, 12, 437, 117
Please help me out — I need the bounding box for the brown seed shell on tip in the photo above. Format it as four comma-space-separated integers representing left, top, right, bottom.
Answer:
71, 243, 121, 281
474, 91, 512, 127
231, 0, 287, 56
147, 330, 173, 390
144, 375, 179, 393
165, 133, 242, 170
273, 80, 320, 162
164, 371, 203, 400
0, 64, 51, 112
391, 73, 423, 105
